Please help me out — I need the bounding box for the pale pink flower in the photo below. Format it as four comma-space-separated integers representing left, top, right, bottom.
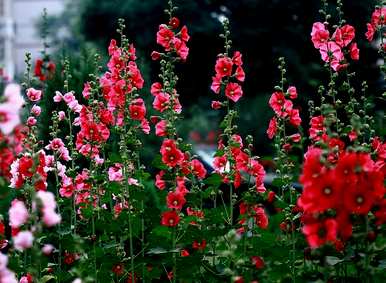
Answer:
58, 111, 66, 121
63, 92, 76, 103
155, 120, 168, 136
0, 103, 20, 134
26, 117, 37, 126
36, 191, 57, 210
26, 88, 42, 102
4, 83, 24, 109
13, 231, 34, 251
9, 200, 29, 228
53, 91, 63, 103
31, 105, 41, 116
42, 209, 61, 227
108, 164, 123, 182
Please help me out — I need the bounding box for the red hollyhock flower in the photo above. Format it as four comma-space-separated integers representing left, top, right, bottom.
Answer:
166, 191, 186, 210
349, 43, 359, 60
151, 82, 163, 96
333, 25, 355, 47
232, 51, 243, 66
235, 66, 245, 82
365, 23, 375, 41
129, 98, 146, 121
215, 56, 233, 78
180, 249, 190, 257
112, 263, 125, 276
288, 108, 302, 127
251, 256, 265, 269
153, 92, 171, 112
156, 24, 175, 50
192, 239, 206, 251
19, 156, 33, 178
180, 26, 190, 42
211, 100, 222, 109
267, 117, 277, 139
287, 86, 297, 99
302, 218, 338, 249
225, 82, 243, 102
211, 75, 222, 94
161, 210, 180, 227
309, 115, 326, 141
191, 159, 207, 179
169, 17, 180, 29
299, 147, 324, 187
160, 139, 184, 167
253, 207, 269, 229
269, 91, 293, 117
371, 7, 386, 26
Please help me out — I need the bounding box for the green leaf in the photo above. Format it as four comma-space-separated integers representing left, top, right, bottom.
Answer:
151, 154, 168, 170
41, 275, 56, 283
325, 256, 343, 266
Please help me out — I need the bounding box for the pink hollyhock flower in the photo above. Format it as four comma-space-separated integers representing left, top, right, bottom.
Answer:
311, 22, 330, 49
371, 7, 386, 26
4, 83, 24, 109
289, 133, 301, 143
155, 120, 168, 137
108, 163, 123, 182
211, 75, 222, 94
31, 105, 41, 116
9, 200, 29, 228
180, 26, 190, 42
235, 66, 245, 82
59, 183, 75, 198
166, 191, 186, 210
365, 23, 375, 41
215, 56, 233, 78
26, 117, 37, 126
42, 208, 61, 227
225, 82, 243, 102
26, 88, 42, 102
319, 41, 343, 63
151, 82, 163, 96
141, 119, 150, 134
0, 103, 20, 134
151, 51, 161, 61
58, 111, 65, 121
287, 86, 297, 99
232, 51, 243, 66
155, 171, 166, 190
172, 37, 189, 60
63, 92, 76, 103
42, 244, 54, 255
267, 117, 277, 139
53, 91, 63, 102
269, 92, 293, 117
153, 92, 170, 112
349, 43, 359, 60
288, 108, 302, 127
191, 159, 207, 179
13, 231, 34, 251
333, 25, 355, 47
36, 191, 57, 210
82, 82, 91, 99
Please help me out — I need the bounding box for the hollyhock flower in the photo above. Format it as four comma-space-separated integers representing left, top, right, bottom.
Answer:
319, 41, 343, 63
215, 57, 233, 78
248, 159, 266, 192
287, 86, 297, 99
157, 24, 175, 50
232, 51, 243, 66
36, 191, 57, 210
235, 66, 245, 82
151, 51, 161, 61
288, 108, 302, 127
153, 92, 170, 112
155, 120, 168, 136
309, 115, 326, 140
349, 43, 359, 60
311, 22, 330, 49
172, 37, 189, 60
299, 147, 324, 186
371, 7, 386, 26
181, 249, 190, 257
365, 23, 375, 41
348, 130, 357, 141
42, 209, 61, 227
53, 91, 63, 102
161, 210, 180, 227
225, 82, 243, 102
4, 84, 24, 108
213, 156, 227, 173
333, 25, 355, 47
9, 200, 29, 228
59, 183, 75, 198
191, 159, 207, 179
267, 117, 277, 139
211, 100, 222, 109
26, 117, 37, 126
26, 88, 42, 102
169, 17, 180, 29
141, 119, 150, 134
289, 133, 301, 142
302, 218, 338, 249
58, 111, 65, 121
155, 171, 166, 190
108, 163, 123, 182
129, 98, 146, 120
151, 82, 163, 96
269, 92, 293, 117
160, 139, 184, 167
253, 207, 269, 229
112, 263, 125, 276
211, 75, 222, 94
180, 25, 190, 42
0, 103, 20, 134
13, 231, 34, 251
192, 239, 206, 251
251, 256, 265, 269
166, 191, 186, 210
31, 105, 41, 116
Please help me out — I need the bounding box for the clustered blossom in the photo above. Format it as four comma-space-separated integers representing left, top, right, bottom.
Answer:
0, 84, 24, 135
298, 149, 385, 249
266, 86, 302, 152
365, 7, 386, 43
311, 22, 359, 71
0, 253, 17, 282
34, 58, 55, 82
211, 51, 245, 103
238, 202, 269, 235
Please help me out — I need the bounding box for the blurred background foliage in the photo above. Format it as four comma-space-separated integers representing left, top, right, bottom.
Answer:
42, 0, 383, 158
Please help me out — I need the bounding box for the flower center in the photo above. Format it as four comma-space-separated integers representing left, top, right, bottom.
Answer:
323, 187, 332, 195
356, 195, 364, 204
